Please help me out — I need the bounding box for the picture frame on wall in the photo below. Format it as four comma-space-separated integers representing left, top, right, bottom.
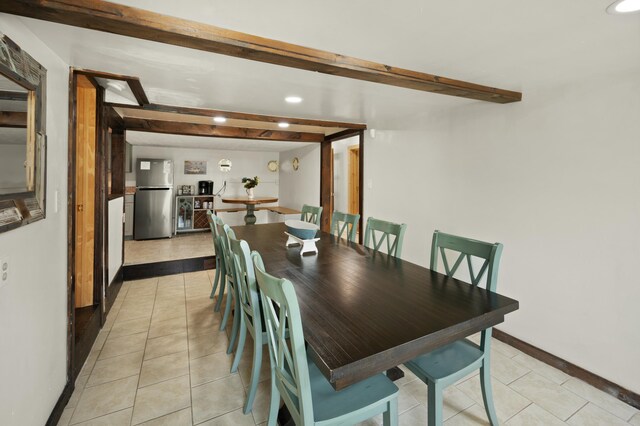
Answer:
184, 160, 207, 175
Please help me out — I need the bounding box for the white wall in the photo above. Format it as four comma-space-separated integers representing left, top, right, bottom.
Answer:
278, 144, 321, 210
364, 70, 640, 393
108, 198, 123, 284
0, 19, 69, 425
332, 136, 359, 214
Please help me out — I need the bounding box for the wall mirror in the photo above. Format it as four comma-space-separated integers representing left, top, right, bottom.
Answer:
0, 33, 47, 233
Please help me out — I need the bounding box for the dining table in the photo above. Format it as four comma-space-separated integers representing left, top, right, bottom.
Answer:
221, 196, 278, 225
232, 222, 520, 392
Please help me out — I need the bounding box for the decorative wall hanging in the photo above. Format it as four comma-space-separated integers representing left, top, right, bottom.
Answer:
184, 160, 207, 175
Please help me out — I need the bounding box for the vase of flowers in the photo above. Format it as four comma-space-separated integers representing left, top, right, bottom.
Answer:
242, 176, 259, 199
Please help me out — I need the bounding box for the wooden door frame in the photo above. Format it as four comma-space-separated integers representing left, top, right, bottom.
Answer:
320, 130, 364, 244
347, 145, 360, 216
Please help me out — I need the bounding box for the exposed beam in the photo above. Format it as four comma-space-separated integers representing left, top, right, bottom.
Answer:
75, 68, 149, 105
108, 103, 367, 130
0, 0, 522, 104
0, 90, 28, 101
324, 129, 362, 143
0, 111, 27, 128
123, 117, 324, 142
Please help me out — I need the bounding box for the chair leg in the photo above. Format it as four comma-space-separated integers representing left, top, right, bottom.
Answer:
243, 341, 263, 414
267, 377, 280, 426
220, 281, 233, 331
382, 397, 398, 426
214, 274, 226, 312
480, 360, 499, 426
231, 318, 246, 373
209, 260, 220, 299
227, 296, 241, 354
427, 380, 443, 426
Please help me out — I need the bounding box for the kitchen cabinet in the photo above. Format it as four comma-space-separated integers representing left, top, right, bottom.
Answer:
176, 195, 214, 233
124, 194, 134, 237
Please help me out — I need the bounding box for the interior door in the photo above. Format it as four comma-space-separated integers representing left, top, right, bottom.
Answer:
75, 75, 97, 308
348, 146, 360, 215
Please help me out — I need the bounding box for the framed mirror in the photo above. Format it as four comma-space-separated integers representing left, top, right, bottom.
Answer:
0, 33, 47, 233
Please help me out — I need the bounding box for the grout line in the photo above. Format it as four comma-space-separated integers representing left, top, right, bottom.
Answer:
564, 401, 589, 423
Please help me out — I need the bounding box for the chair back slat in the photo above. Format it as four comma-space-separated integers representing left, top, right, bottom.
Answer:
252, 251, 314, 425
330, 211, 360, 242
227, 233, 262, 335
300, 204, 323, 227
215, 220, 234, 280
364, 217, 407, 258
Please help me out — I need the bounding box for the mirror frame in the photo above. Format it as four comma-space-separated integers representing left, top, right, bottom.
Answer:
0, 33, 47, 233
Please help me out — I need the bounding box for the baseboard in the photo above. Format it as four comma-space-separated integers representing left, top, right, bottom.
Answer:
45, 380, 74, 426
123, 255, 215, 280
492, 328, 640, 410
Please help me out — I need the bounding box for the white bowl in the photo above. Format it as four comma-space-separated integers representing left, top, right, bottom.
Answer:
285, 219, 319, 240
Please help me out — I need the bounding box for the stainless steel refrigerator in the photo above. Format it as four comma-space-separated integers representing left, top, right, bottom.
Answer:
134, 158, 174, 240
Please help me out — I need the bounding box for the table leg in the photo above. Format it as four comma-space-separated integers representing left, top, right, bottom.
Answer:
244, 204, 257, 225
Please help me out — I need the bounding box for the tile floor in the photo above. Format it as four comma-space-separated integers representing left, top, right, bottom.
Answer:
58, 271, 640, 425
124, 233, 214, 265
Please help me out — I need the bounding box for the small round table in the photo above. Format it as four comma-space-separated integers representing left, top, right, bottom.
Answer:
221, 196, 278, 225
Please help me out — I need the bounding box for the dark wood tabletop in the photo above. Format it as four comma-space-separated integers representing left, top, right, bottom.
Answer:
221, 196, 278, 205
232, 223, 519, 390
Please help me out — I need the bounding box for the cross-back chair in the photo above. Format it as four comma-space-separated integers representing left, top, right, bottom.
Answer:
404, 230, 504, 426
330, 211, 360, 242
206, 211, 224, 309
214, 221, 241, 354
300, 204, 323, 227
364, 217, 407, 258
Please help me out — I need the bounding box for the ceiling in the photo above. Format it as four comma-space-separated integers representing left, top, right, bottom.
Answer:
11, 1, 640, 135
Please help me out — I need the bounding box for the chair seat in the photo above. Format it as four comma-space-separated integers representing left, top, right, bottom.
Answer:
405, 339, 484, 381
307, 353, 398, 423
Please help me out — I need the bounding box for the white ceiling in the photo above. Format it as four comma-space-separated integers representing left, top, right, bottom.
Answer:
12, 0, 640, 133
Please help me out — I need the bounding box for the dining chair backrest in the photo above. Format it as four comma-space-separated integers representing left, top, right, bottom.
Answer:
364, 217, 407, 258
330, 211, 360, 242
227, 232, 261, 335
300, 204, 323, 227
430, 230, 503, 292
252, 251, 314, 425
215, 219, 234, 278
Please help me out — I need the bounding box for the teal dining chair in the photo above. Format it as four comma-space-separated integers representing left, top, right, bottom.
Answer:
364, 217, 407, 258
252, 251, 399, 426
300, 204, 323, 227
206, 211, 224, 307
226, 232, 266, 414
215, 222, 241, 355
330, 211, 360, 242
404, 230, 504, 426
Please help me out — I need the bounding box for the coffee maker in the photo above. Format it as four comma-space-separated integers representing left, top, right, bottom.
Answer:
198, 180, 214, 195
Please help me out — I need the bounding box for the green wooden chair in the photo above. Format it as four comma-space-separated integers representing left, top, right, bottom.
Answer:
404, 230, 504, 426
252, 251, 399, 426
300, 204, 323, 227
364, 217, 407, 258
206, 211, 224, 307
226, 232, 266, 414
330, 211, 360, 242
215, 222, 241, 355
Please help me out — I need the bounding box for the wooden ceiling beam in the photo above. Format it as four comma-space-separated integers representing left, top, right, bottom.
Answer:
0, 0, 522, 104
75, 68, 149, 105
0, 111, 27, 128
108, 102, 367, 130
123, 117, 324, 142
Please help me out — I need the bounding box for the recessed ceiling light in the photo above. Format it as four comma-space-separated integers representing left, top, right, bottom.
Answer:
278, 122, 290, 128
213, 116, 227, 123
607, 0, 640, 14
285, 96, 303, 104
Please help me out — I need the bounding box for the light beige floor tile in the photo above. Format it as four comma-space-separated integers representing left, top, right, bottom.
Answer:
131, 375, 191, 425
505, 403, 565, 425
91, 330, 109, 352
138, 407, 192, 425
456, 374, 530, 422
70, 375, 138, 424
79, 350, 100, 377
115, 305, 154, 323
109, 316, 151, 339
188, 329, 229, 360
199, 408, 255, 426
139, 351, 189, 388
67, 374, 90, 409
394, 365, 419, 387
509, 372, 586, 421
57, 407, 74, 426
630, 412, 640, 426
190, 351, 235, 386
491, 339, 522, 359
445, 404, 490, 425
87, 351, 144, 387
402, 379, 475, 420
561, 378, 638, 421
511, 352, 570, 385
567, 402, 629, 426
237, 343, 270, 388
398, 404, 427, 425
250, 379, 271, 424
151, 305, 186, 323
489, 351, 531, 385
99, 332, 148, 360
74, 408, 133, 425
191, 375, 246, 424
396, 381, 421, 414
148, 315, 187, 339
144, 332, 188, 360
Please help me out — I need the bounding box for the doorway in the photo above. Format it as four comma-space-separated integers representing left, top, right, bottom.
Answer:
348, 146, 360, 216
